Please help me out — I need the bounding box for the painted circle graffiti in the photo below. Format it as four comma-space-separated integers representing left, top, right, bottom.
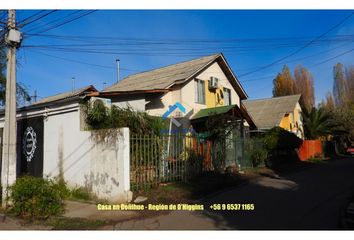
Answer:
23, 126, 37, 162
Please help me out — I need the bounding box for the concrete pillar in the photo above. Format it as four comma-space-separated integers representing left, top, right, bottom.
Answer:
116, 127, 132, 202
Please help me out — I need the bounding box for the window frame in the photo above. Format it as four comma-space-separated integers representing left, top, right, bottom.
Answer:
223, 87, 231, 106
195, 79, 206, 104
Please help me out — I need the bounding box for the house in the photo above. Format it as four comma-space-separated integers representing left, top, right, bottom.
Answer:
0, 85, 132, 202
243, 94, 304, 139
98, 53, 256, 135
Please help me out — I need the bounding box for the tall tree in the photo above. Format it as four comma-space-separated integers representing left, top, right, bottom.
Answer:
321, 92, 335, 112
345, 66, 354, 104
272, 65, 295, 97
333, 63, 348, 106
329, 63, 354, 143
294, 65, 315, 112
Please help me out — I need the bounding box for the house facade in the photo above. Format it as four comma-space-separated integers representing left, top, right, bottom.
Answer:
243, 94, 304, 139
99, 53, 256, 134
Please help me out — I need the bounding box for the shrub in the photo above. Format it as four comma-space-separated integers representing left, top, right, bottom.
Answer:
259, 127, 303, 166
250, 148, 268, 167
262, 127, 303, 151
9, 176, 65, 219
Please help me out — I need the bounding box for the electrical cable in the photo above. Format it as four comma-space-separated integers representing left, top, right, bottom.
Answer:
237, 12, 354, 78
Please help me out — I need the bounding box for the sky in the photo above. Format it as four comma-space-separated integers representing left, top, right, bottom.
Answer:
4, 10, 354, 104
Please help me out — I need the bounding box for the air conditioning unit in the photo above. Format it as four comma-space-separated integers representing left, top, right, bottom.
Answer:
209, 77, 219, 89
89, 97, 112, 110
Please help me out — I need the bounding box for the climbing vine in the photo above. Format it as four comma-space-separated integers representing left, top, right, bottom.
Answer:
82, 99, 165, 135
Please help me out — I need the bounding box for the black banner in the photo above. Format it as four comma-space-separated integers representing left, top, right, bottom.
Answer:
16, 116, 44, 177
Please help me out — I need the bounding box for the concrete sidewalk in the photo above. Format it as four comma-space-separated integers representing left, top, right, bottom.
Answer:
63, 200, 140, 222
0, 213, 51, 230
0, 200, 141, 230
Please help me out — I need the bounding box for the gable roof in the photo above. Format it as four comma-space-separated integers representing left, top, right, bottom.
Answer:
103, 53, 248, 99
243, 94, 301, 129
30, 85, 98, 107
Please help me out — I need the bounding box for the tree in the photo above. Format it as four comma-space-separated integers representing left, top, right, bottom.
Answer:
345, 66, 354, 104
0, 46, 30, 107
302, 107, 340, 140
272, 65, 295, 97
333, 63, 354, 142
321, 92, 335, 113
294, 65, 315, 112
333, 63, 348, 107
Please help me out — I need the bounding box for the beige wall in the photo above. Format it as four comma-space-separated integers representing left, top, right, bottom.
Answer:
147, 61, 241, 121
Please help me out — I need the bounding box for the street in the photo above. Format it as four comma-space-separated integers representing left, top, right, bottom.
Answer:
114, 156, 354, 230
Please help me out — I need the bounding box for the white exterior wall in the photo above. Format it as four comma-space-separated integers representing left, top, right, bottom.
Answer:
43, 107, 131, 202
146, 91, 172, 117
110, 95, 146, 111
147, 61, 242, 119
0, 103, 132, 203
180, 79, 204, 117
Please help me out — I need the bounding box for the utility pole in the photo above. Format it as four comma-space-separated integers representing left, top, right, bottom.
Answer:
116, 59, 120, 83
71, 77, 75, 93
2, 10, 22, 207
33, 90, 37, 103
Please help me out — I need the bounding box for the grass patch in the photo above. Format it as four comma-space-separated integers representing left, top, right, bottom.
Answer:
48, 217, 106, 230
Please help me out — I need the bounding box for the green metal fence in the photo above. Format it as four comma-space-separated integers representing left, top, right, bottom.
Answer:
130, 133, 203, 191
130, 133, 264, 191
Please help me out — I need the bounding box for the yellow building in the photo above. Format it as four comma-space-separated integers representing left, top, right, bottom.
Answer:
101, 53, 256, 133
243, 94, 304, 139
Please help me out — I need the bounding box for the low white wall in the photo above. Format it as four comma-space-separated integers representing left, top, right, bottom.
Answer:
43, 107, 132, 203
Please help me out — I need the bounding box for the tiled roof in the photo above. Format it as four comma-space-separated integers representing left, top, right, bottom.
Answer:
103, 54, 221, 92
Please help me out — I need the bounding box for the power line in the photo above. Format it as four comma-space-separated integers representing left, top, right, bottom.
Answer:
309, 48, 354, 68
242, 46, 354, 84
238, 12, 354, 78
17, 10, 46, 26
236, 41, 353, 74
0, 10, 7, 20
17, 10, 58, 28
27, 49, 139, 72
24, 10, 82, 33
27, 10, 97, 36
23, 32, 354, 45
20, 36, 354, 49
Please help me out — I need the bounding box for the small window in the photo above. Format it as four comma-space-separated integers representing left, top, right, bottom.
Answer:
195, 79, 205, 104
223, 88, 231, 105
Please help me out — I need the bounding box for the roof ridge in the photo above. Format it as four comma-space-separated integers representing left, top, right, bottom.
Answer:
244, 94, 301, 102
32, 85, 97, 105
104, 53, 221, 89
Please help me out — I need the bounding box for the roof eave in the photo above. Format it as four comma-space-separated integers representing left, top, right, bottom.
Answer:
181, 53, 248, 100
93, 89, 170, 97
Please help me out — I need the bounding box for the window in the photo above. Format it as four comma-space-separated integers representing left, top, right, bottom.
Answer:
223, 87, 231, 105
195, 79, 205, 104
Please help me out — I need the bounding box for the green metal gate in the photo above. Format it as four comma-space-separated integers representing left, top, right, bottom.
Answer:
130, 133, 204, 191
